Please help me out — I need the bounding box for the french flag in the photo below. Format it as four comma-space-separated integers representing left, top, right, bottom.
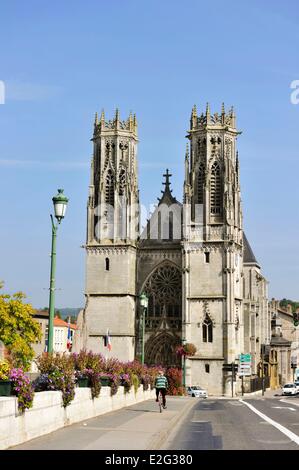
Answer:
104, 329, 112, 351
67, 318, 72, 350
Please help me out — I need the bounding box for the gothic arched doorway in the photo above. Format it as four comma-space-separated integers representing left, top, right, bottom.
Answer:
145, 332, 181, 367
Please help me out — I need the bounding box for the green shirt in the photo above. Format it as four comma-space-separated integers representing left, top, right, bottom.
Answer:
155, 375, 168, 389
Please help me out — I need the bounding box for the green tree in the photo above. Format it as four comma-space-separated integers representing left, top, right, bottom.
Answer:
0, 284, 42, 370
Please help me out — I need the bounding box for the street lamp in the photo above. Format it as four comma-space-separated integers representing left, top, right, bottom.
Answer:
47, 189, 69, 353
182, 338, 186, 388
139, 292, 148, 365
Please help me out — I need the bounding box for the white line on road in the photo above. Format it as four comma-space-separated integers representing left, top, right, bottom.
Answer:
239, 400, 299, 446
280, 399, 299, 408
272, 406, 296, 411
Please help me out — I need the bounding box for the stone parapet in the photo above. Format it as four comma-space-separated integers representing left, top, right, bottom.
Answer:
0, 385, 155, 449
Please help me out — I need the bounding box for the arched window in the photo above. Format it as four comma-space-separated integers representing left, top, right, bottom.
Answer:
202, 316, 213, 343
143, 263, 181, 319
197, 163, 205, 204
105, 169, 114, 206
105, 258, 110, 271
119, 169, 126, 196
210, 161, 222, 215
169, 211, 173, 241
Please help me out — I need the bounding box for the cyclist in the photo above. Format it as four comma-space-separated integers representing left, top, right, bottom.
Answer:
155, 370, 168, 409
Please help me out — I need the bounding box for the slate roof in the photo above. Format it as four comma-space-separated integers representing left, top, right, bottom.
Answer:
243, 233, 260, 267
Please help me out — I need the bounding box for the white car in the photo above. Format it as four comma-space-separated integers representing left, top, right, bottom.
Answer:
282, 383, 298, 396
187, 386, 208, 398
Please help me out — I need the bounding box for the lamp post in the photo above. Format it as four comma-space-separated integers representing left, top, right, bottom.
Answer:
47, 189, 68, 353
182, 338, 186, 388
139, 292, 148, 365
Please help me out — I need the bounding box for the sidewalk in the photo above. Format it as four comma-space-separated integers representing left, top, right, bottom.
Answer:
11, 396, 196, 450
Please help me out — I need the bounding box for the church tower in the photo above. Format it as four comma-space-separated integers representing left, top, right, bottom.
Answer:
182, 104, 244, 395
83, 109, 139, 359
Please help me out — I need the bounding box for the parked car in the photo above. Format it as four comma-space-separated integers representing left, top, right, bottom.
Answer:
294, 380, 299, 392
187, 386, 208, 398
282, 383, 298, 396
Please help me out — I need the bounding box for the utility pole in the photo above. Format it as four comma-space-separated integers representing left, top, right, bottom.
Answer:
231, 361, 235, 398
261, 347, 265, 396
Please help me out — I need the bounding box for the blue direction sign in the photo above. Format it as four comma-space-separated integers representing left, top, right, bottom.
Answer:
240, 353, 251, 363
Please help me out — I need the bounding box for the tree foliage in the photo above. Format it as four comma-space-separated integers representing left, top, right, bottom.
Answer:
280, 299, 299, 313
0, 284, 42, 370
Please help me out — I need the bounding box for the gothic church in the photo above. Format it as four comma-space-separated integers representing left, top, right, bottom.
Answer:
76, 105, 270, 395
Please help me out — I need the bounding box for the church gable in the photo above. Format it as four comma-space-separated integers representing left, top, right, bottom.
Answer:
139, 169, 182, 246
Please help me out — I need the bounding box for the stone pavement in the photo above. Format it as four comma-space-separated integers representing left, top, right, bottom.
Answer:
12, 396, 197, 450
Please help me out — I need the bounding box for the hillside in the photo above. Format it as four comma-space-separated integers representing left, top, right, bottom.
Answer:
57, 308, 82, 320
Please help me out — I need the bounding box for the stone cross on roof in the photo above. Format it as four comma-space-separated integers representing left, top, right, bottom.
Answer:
162, 168, 172, 192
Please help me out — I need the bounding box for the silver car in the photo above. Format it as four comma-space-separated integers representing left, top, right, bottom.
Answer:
187, 386, 208, 398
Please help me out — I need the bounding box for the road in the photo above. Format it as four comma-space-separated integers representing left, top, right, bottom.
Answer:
162, 396, 299, 450
10, 394, 299, 450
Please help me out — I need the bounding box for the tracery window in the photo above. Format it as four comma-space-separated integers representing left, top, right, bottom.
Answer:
210, 161, 222, 214
119, 169, 126, 196
197, 163, 205, 204
105, 169, 114, 206
202, 315, 213, 343
143, 264, 181, 320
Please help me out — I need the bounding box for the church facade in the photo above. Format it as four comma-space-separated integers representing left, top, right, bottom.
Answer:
76, 105, 270, 395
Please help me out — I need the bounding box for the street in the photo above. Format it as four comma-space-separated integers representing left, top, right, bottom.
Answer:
10, 393, 299, 450
162, 395, 299, 450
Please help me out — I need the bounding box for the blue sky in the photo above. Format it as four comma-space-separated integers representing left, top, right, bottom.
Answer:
0, 0, 299, 307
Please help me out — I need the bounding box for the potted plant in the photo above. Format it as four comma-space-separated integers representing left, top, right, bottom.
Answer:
120, 373, 132, 393
99, 373, 111, 387
176, 343, 197, 357
75, 369, 91, 388
0, 360, 12, 396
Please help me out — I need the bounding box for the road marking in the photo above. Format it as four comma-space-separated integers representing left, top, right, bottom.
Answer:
240, 400, 299, 446
280, 399, 299, 408
272, 406, 296, 411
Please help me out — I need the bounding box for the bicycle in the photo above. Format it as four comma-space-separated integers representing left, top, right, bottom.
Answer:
158, 390, 163, 413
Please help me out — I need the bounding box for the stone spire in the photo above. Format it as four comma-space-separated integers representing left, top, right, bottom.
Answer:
190, 104, 197, 129
185, 143, 189, 182
206, 102, 211, 123
221, 103, 225, 124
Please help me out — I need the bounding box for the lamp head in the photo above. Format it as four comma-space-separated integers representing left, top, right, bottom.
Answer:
139, 292, 149, 308
52, 189, 69, 223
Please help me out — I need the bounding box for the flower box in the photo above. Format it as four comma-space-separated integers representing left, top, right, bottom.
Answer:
77, 377, 89, 388
100, 377, 111, 387
0, 380, 12, 396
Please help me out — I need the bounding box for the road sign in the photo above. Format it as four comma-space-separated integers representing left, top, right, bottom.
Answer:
238, 363, 251, 376
223, 363, 238, 373
240, 353, 251, 363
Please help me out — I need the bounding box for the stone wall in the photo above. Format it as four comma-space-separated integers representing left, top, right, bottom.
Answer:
0, 385, 155, 450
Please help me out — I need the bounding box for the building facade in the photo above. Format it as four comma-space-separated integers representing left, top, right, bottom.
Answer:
32, 311, 76, 356
77, 105, 271, 395
269, 299, 299, 386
